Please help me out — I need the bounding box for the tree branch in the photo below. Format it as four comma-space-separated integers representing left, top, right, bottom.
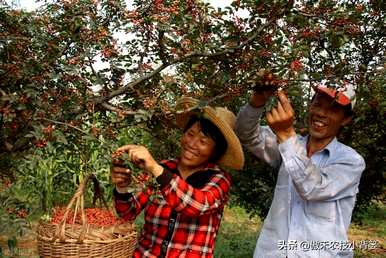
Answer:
93, 16, 278, 105
100, 102, 142, 115
87, 55, 110, 90
39, 118, 89, 135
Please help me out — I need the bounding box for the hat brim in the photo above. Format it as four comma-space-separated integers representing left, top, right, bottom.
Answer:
175, 97, 244, 170
315, 86, 351, 106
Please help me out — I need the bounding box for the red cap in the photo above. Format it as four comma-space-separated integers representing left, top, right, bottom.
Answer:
314, 83, 356, 108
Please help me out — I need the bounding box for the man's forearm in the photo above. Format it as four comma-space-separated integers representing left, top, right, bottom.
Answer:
236, 104, 282, 168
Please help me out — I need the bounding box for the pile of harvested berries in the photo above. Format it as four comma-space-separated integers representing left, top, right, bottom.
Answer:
50, 207, 125, 227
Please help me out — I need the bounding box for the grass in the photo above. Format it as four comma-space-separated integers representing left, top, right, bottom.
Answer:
0, 203, 384, 257
214, 206, 261, 258
349, 202, 386, 257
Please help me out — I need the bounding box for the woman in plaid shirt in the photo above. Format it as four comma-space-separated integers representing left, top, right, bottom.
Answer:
111, 97, 244, 258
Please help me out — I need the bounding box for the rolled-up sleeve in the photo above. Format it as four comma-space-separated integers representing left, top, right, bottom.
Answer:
279, 136, 365, 201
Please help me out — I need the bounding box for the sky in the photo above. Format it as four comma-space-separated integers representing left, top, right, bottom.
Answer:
9, 0, 40, 10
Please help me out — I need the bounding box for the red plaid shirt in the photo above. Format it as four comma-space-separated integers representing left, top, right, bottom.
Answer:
113, 159, 232, 258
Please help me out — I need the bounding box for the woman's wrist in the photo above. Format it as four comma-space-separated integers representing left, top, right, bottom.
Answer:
151, 164, 164, 178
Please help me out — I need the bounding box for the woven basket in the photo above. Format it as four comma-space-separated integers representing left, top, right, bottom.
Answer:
37, 174, 137, 258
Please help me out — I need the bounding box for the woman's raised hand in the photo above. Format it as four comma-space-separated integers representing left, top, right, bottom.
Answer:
114, 145, 164, 178
111, 165, 132, 188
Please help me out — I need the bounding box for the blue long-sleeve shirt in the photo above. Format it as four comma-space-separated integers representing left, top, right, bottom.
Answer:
235, 103, 365, 258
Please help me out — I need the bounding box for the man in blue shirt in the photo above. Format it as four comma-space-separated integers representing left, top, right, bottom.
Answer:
235, 82, 365, 258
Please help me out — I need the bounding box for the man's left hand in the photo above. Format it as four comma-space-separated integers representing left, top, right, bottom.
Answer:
266, 91, 296, 143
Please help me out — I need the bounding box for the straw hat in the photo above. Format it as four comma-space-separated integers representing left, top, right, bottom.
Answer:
175, 97, 244, 170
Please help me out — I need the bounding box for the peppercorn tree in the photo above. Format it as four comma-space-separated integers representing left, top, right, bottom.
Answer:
0, 0, 384, 220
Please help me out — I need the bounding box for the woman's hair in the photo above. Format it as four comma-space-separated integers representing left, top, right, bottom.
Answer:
183, 114, 228, 163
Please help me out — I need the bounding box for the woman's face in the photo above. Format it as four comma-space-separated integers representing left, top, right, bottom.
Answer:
180, 122, 216, 169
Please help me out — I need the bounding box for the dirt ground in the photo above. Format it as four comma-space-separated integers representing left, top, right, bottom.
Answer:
0, 233, 38, 257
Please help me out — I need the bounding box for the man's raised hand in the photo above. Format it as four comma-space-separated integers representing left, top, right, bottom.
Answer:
266, 91, 296, 143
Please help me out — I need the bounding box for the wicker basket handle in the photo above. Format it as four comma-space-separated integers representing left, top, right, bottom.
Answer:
55, 173, 95, 242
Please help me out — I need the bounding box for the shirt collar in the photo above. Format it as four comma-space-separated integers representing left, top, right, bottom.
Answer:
323, 137, 338, 155
301, 135, 338, 157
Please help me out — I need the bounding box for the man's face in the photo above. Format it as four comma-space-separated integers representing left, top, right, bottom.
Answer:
180, 122, 216, 169
308, 93, 351, 142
